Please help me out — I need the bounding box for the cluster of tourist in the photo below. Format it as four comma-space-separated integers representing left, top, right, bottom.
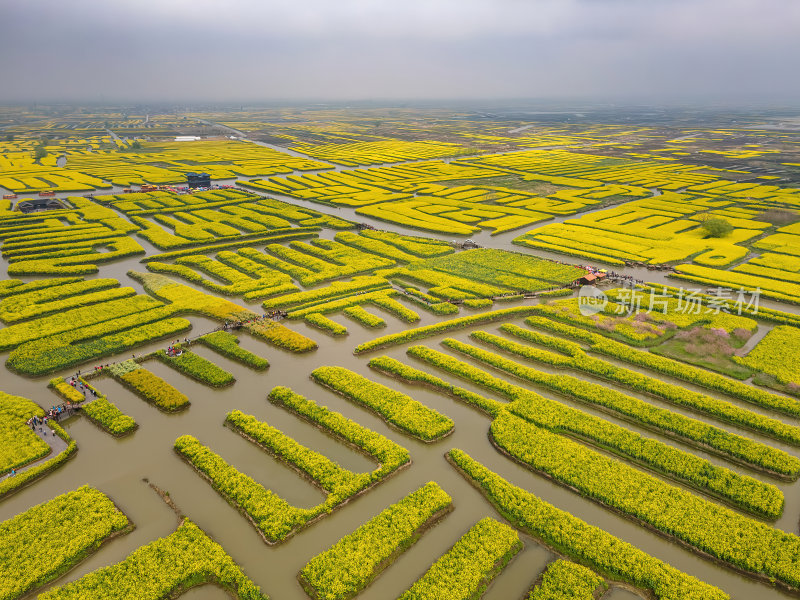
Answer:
165, 346, 183, 357
25, 405, 68, 435
66, 376, 100, 398
7, 406, 73, 478
604, 272, 644, 285
165, 339, 189, 356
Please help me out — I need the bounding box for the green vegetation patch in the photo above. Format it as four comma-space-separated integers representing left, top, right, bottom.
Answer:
0, 277, 82, 299
175, 388, 409, 544
461, 330, 800, 477
0, 421, 77, 500
312, 366, 454, 442
409, 342, 785, 518
490, 411, 800, 589
116, 364, 190, 412
342, 305, 386, 328
0, 294, 163, 352
262, 276, 390, 311
80, 385, 137, 437
448, 449, 727, 600
198, 331, 269, 370
0, 391, 51, 475
411, 248, 585, 292
651, 327, 753, 380
462, 298, 493, 309
305, 313, 348, 336
397, 517, 522, 600
736, 325, 800, 385
155, 348, 235, 387
40, 519, 267, 600
368, 355, 503, 417
300, 482, 453, 600
522, 315, 800, 429
6, 312, 191, 376
245, 320, 318, 353
48, 376, 86, 404
527, 560, 606, 600
353, 306, 540, 354
0, 485, 132, 600
370, 295, 420, 323
0, 277, 123, 323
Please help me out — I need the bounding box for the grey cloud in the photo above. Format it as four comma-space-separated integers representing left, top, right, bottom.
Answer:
0, 0, 798, 103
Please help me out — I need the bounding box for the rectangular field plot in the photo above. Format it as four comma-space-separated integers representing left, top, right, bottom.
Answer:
0, 486, 132, 600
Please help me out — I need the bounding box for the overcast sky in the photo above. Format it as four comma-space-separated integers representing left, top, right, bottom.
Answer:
1, 0, 798, 104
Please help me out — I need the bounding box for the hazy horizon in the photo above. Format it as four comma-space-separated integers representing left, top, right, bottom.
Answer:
1, 0, 799, 105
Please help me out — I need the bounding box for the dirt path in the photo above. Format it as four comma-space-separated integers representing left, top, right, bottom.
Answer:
0, 423, 69, 483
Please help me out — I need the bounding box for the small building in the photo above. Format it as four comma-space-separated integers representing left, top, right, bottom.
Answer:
16, 198, 67, 213
187, 172, 211, 189
578, 272, 606, 286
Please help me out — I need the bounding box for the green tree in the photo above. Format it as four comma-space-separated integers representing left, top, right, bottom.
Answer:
33, 144, 47, 161
130, 140, 142, 149
700, 217, 733, 238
